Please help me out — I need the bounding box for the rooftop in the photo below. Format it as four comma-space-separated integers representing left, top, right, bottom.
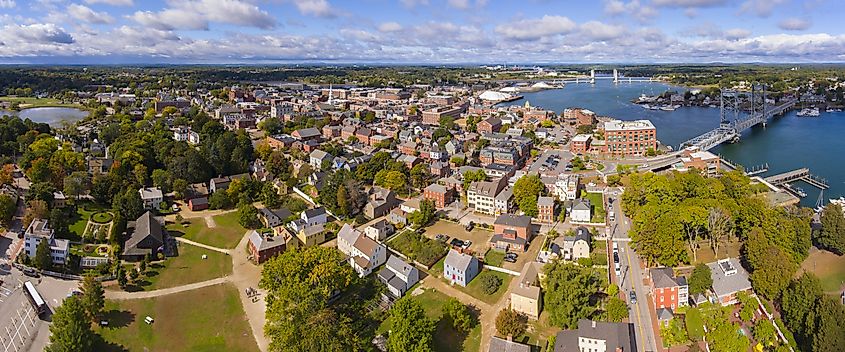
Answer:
604, 119, 655, 132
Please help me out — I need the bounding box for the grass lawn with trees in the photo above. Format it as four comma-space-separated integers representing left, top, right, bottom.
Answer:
68, 203, 109, 240
0, 96, 84, 109
388, 230, 448, 267
799, 249, 845, 293
462, 270, 513, 305
377, 288, 481, 352
95, 283, 258, 351
166, 212, 246, 249
118, 244, 232, 292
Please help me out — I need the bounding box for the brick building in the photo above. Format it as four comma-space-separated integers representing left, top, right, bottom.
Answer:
602, 119, 657, 157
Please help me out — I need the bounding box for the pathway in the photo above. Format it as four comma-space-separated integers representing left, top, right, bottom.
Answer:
204, 215, 217, 228
165, 207, 236, 222
105, 276, 231, 300
174, 237, 231, 255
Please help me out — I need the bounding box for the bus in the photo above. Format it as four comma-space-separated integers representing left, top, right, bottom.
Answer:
23, 281, 48, 315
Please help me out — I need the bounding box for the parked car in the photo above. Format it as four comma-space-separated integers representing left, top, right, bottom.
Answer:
465, 221, 474, 231
629, 291, 637, 304
614, 264, 621, 276
435, 234, 449, 242
23, 267, 39, 278
462, 240, 472, 249
449, 238, 465, 248
504, 252, 518, 263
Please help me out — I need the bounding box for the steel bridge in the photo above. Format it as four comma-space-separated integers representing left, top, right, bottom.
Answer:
679, 87, 797, 151
552, 69, 658, 85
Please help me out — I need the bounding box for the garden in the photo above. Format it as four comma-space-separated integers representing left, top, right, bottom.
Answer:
388, 230, 448, 267
95, 283, 258, 351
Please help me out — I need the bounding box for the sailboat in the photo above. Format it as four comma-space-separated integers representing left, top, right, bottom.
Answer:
815, 189, 825, 213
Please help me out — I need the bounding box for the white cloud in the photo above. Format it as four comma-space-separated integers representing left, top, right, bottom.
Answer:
84, 0, 133, 5
378, 22, 403, 33
723, 28, 751, 40
778, 18, 811, 31
681, 23, 750, 41
68, 4, 114, 24
446, 0, 485, 10
495, 15, 576, 40
739, 0, 787, 18
603, 0, 658, 23
579, 21, 626, 41
400, 0, 428, 7
290, 0, 335, 17
652, 0, 726, 8
1, 23, 74, 44
340, 29, 381, 42
129, 0, 276, 30
0, 0, 14, 9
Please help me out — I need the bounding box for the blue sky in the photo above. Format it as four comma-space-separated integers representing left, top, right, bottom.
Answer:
0, 0, 842, 63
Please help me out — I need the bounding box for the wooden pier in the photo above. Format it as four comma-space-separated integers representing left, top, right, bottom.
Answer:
764, 168, 829, 190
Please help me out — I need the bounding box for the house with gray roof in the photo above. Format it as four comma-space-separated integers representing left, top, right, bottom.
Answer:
122, 211, 165, 261
707, 258, 751, 306
488, 336, 530, 352
554, 319, 636, 352
378, 255, 419, 298
569, 198, 592, 223
444, 249, 479, 287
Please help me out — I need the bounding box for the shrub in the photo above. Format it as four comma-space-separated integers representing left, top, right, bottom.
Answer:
479, 272, 502, 295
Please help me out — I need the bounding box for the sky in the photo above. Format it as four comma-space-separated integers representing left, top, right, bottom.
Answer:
0, 0, 843, 64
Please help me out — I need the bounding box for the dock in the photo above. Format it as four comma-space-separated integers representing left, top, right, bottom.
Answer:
763, 168, 829, 190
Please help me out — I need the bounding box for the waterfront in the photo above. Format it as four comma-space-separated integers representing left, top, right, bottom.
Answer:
0, 107, 88, 127
501, 80, 845, 205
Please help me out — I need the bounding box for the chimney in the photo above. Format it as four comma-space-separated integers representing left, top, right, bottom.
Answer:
591, 320, 596, 328
506, 335, 513, 342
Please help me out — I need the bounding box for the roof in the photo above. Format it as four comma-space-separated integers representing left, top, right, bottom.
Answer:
651, 267, 686, 289
564, 227, 591, 244
386, 255, 415, 277
573, 198, 591, 211
470, 178, 505, 197
425, 183, 448, 194
303, 207, 326, 219
337, 224, 360, 246
490, 233, 527, 246
554, 320, 635, 352
123, 212, 164, 256
511, 262, 542, 301
294, 127, 321, 138
353, 234, 381, 257
604, 119, 655, 132
707, 258, 751, 298
310, 149, 331, 160
444, 249, 475, 271
138, 187, 163, 200
494, 214, 532, 228
538, 196, 554, 207
353, 256, 371, 270
488, 337, 531, 352
657, 308, 675, 321
248, 230, 289, 251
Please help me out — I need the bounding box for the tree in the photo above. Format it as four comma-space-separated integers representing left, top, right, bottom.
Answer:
80, 276, 104, 322
63, 171, 90, 200
408, 199, 436, 228
45, 296, 94, 352
543, 261, 601, 329
237, 200, 261, 229
706, 207, 733, 256
817, 203, 845, 254
208, 191, 232, 210
0, 194, 15, 226
606, 174, 621, 187
753, 319, 778, 347
678, 203, 708, 262
23, 199, 49, 229
410, 164, 431, 189
688, 263, 712, 295
116, 266, 128, 289
478, 272, 502, 295
605, 297, 628, 322
35, 239, 52, 270
495, 308, 527, 338
780, 273, 823, 345
388, 298, 436, 352
260, 247, 359, 351
113, 189, 144, 220
128, 267, 139, 282
744, 229, 797, 299
461, 169, 487, 194
513, 174, 544, 217
336, 185, 349, 217
806, 297, 845, 352
442, 298, 473, 332
172, 178, 188, 200
151, 169, 172, 193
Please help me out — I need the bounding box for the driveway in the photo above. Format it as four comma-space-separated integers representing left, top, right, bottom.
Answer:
424, 220, 493, 255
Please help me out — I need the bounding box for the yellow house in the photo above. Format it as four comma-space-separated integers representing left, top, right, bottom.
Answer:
295, 223, 326, 247
510, 262, 543, 319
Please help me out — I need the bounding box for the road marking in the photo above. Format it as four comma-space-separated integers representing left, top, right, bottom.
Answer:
626, 245, 647, 352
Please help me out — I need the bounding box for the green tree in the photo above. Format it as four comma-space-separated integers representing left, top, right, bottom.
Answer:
388, 298, 436, 352
408, 199, 436, 228
410, 163, 431, 189
116, 266, 128, 289
0, 194, 15, 226
336, 185, 349, 217
151, 169, 172, 193
442, 298, 473, 332
45, 296, 94, 352
237, 200, 261, 229
744, 229, 797, 299
605, 297, 628, 322
172, 178, 189, 200
80, 276, 104, 322
806, 297, 845, 352
753, 320, 778, 347
684, 307, 705, 341
513, 174, 544, 217
495, 308, 527, 338
63, 171, 90, 200
817, 203, 845, 254
688, 263, 712, 295
208, 191, 232, 210
780, 273, 823, 344
543, 261, 601, 329
35, 239, 52, 270
461, 169, 487, 194
113, 188, 144, 220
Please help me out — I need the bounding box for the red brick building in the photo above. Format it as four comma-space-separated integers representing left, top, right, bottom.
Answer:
477, 117, 502, 135
423, 184, 455, 208
650, 267, 689, 310
569, 134, 592, 155
563, 108, 596, 127
422, 106, 462, 125
537, 197, 554, 223
248, 230, 296, 264
602, 119, 657, 157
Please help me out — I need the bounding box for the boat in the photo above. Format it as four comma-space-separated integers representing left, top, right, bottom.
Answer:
797, 107, 820, 117
659, 105, 676, 111
826, 108, 835, 113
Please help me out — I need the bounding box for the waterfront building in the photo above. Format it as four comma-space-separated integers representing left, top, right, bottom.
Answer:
602, 119, 657, 157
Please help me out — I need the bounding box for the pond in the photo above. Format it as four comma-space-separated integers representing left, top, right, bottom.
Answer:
0, 107, 89, 126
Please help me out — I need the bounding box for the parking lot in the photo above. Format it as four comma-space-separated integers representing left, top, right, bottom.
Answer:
423, 220, 493, 256
528, 149, 574, 177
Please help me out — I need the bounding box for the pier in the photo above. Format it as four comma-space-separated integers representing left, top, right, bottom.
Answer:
764, 168, 829, 190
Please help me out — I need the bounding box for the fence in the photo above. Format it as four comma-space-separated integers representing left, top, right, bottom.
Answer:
482, 264, 520, 276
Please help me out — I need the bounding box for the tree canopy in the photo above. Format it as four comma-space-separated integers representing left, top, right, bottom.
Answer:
543, 261, 602, 329
388, 298, 436, 352
513, 174, 544, 217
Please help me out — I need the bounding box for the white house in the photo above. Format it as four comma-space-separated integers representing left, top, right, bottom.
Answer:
337, 224, 387, 277
173, 127, 200, 145
309, 150, 333, 169
570, 199, 592, 223
444, 249, 479, 287
554, 174, 580, 201
23, 219, 68, 265
378, 255, 420, 298
138, 187, 164, 210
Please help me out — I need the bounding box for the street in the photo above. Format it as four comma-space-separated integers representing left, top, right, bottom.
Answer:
607, 188, 658, 352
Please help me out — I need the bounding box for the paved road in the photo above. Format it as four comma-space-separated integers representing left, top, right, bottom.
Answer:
608, 187, 657, 352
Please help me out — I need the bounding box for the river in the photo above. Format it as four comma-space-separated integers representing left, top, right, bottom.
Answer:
499, 80, 844, 206
0, 107, 89, 127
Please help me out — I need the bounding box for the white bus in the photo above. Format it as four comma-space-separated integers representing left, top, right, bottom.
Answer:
23, 281, 47, 315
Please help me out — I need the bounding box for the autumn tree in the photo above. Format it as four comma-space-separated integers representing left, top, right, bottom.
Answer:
495, 308, 527, 338
513, 174, 544, 217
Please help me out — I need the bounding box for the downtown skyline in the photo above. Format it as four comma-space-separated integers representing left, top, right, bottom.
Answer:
0, 0, 843, 64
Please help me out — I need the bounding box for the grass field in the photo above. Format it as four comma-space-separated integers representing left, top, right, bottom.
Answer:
590, 240, 608, 266
378, 288, 481, 352
484, 249, 505, 267
800, 249, 845, 294
119, 243, 232, 292
462, 270, 513, 305
166, 212, 246, 249
68, 203, 109, 241
0, 97, 84, 109
584, 192, 606, 223
95, 283, 258, 352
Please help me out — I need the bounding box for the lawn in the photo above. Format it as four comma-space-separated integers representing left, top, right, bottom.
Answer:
378, 288, 481, 352
68, 202, 109, 241
463, 270, 513, 305
584, 192, 606, 223
590, 240, 608, 266
484, 249, 505, 267
0, 96, 84, 109
118, 243, 232, 292
800, 249, 845, 294
166, 212, 246, 249
95, 283, 258, 352
92, 212, 114, 224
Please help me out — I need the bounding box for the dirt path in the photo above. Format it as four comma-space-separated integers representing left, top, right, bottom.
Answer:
204, 215, 217, 228
105, 276, 231, 300
229, 231, 270, 352
174, 237, 231, 255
